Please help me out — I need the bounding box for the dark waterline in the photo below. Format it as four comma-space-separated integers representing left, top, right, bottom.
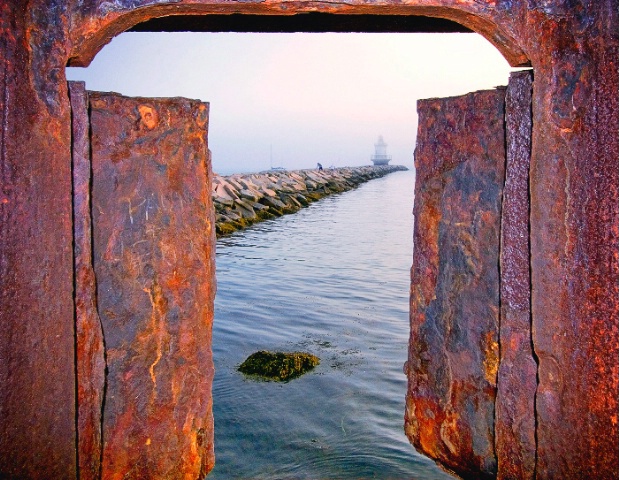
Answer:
209, 170, 455, 479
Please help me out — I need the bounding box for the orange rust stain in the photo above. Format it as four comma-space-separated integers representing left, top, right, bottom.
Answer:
195, 104, 209, 128
138, 105, 159, 130
143, 282, 168, 391
165, 270, 188, 291
482, 331, 499, 385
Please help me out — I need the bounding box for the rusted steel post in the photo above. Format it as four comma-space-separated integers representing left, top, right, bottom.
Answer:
405, 88, 507, 479
0, 3, 77, 478
495, 70, 536, 480
69, 81, 107, 480
88, 92, 216, 478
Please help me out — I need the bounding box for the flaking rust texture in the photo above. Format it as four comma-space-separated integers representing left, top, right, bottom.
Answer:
526, 4, 619, 478
0, 2, 77, 478
405, 88, 506, 480
89, 92, 216, 478
495, 71, 536, 480
69, 81, 107, 480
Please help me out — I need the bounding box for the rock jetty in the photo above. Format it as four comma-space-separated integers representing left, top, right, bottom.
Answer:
213, 165, 408, 236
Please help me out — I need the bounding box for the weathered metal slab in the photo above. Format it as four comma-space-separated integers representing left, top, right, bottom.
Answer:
405, 88, 506, 479
0, 3, 77, 478
530, 27, 619, 480
69, 81, 107, 480
495, 70, 536, 480
89, 92, 216, 478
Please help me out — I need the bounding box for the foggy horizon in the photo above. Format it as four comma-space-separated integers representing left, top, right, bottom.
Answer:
66, 32, 515, 175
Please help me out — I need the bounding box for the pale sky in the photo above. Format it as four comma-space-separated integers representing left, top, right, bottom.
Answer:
66, 32, 514, 174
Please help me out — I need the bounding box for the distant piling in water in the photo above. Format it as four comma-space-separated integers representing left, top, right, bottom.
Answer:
213, 165, 408, 236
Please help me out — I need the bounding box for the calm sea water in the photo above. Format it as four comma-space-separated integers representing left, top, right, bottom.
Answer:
209, 170, 455, 480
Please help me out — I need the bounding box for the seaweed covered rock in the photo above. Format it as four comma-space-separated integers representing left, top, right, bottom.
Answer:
238, 351, 320, 381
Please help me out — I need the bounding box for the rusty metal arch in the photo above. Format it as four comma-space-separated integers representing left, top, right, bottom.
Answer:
67, 3, 530, 68
64, 4, 531, 478
64, 3, 530, 476
2, 1, 617, 479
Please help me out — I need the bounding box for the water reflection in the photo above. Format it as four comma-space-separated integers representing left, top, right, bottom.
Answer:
209, 170, 455, 479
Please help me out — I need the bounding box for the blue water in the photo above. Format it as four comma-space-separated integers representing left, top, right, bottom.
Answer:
209, 170, 455, 479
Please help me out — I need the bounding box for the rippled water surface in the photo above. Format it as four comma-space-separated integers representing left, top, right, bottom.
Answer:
209, 170, 455, 479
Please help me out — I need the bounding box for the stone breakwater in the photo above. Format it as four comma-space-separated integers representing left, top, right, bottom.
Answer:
212, 165, 408, 236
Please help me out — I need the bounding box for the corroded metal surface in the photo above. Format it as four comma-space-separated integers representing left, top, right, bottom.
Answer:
89, 92, 215, 478
405, 89, 507, 479
69, 81, 106, 480
527, 4, 619, 478
0, 2, 77, 478
495, 70, 536, 480
66, 2, 529, 69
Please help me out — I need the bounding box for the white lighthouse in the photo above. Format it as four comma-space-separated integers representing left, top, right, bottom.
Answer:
371, 135, 392, 166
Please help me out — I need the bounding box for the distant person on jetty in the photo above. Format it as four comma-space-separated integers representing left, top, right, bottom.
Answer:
317, 163, 323, 171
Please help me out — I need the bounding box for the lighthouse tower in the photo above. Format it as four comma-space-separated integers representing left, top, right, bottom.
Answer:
371, 135, 392, 166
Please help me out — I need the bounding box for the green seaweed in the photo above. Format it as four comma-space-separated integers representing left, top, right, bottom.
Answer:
238, 350, 320, 381
216, 222, 239, 236
305, 192, 325, 202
